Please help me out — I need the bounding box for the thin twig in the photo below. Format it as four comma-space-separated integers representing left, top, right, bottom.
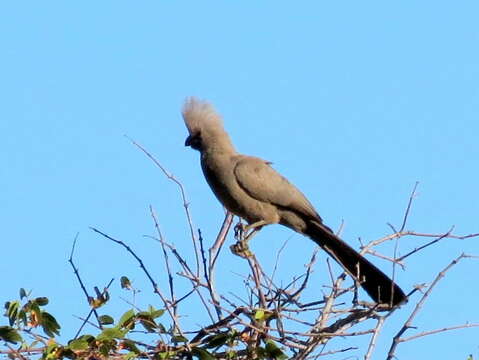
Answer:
90, 227, 187, 343
205, 212, 233, 320
316, 346, 357, 357
364, 316, 385, 360
161, 241, 216, 323
68, 234, 103, 335
149, 206, 176, 315
386, 253, 473, 360
210, 212, 233, 269
126, 135, 200, 276
399, 322, 479, 342
74, 278, 114, 339
400, 181, 419, 232
362, 229, 479, 258
246, 254, 267, 308
396, 227, 454, 261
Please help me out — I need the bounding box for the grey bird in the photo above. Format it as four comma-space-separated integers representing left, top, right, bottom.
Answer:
182, 97, 406, 307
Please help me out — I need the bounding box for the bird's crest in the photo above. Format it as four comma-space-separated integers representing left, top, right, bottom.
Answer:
182, 97, 224, 135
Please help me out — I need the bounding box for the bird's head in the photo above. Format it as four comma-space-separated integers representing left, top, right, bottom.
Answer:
182, 97, 235, 153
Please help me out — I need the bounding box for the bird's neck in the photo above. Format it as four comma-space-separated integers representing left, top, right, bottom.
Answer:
202, 134, 237, 157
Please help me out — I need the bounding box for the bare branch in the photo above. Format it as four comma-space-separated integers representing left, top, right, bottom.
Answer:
126, 135, 200, 276
149, 206, 176, 315
90, 227, 188, 342
364, 316, 385, 360
400, 181, 419, 232
400, 322, 479, 343
386, 253, 475, 360
396, 226, 454, 261
68, 234, 103, 335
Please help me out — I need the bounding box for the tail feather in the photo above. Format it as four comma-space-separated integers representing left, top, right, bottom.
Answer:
305, 221, 406, 307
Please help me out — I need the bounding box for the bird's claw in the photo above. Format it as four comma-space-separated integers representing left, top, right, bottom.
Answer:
230, 240, 253, 258
234, 222, 247, 241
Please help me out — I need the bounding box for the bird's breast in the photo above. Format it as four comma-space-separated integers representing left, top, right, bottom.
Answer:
200, 154, 279, 224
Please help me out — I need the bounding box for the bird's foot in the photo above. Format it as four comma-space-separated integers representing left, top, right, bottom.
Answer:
230, 240, 253, 258
234, 222, 247, 241
234, 221, 265, 242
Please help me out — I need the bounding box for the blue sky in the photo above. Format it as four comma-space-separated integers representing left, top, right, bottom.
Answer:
1, 1, 478, 359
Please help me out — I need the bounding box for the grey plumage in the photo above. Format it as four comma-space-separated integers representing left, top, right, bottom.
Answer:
183, 97, 406, 307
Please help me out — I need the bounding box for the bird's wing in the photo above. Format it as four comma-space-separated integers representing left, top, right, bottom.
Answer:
233, 155, 320, 220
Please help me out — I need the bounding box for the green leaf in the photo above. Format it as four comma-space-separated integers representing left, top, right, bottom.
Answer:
99, 315, 115, 325
192, 347, 215, 360
68, 338, 90, 351
139, 320, 156, 333
41, 311, 61, 337
204, 332, 230, 348
18, 309, 27, 325
27, 301, 43, 325
77, 334, 95, 343
226, 350, 237, 359
137, 312, 157, 332
19, 288, 28, 300
118, 309, 136, 330
43, 342, 61, 360
151, 309, 165, 319
123, 352, 137, 360
0, 326, 22, 344
120, 276, 132, 290
7, 300, 20, 326
157, 323, 167, 333
61, 348, 76, 359
97, 327, 127, 340
121, 339, 141, 354
171, 335, 188, 343
98, 339, 117, 357
147, 305, 165, 319
28, 340, 40, 349
158, 351, 177, 359
255, 346, 266, 358
35, 297, 49, 306
265, 340, 287, 360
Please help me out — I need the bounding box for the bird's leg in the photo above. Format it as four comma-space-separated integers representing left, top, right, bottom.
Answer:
234, 220, 247, 240
231, 220, 268, 258
244, 220, 268, 240
234, 220, 267, 241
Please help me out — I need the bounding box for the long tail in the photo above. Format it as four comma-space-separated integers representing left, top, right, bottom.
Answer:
304, 220, 407, 307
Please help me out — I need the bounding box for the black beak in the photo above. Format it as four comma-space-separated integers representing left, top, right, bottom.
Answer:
184, 135, 193, 147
